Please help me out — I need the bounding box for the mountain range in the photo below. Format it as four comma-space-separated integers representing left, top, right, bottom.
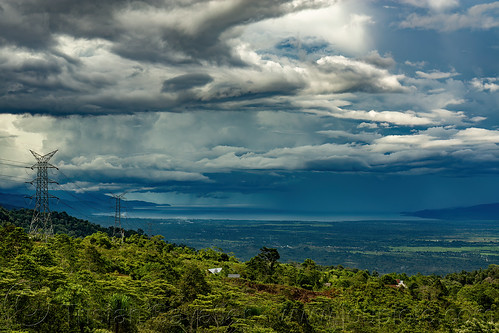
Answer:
0, 191, 164, 219
403, 202, 499, 220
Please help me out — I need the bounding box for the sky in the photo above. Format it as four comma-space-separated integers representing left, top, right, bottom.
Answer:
1, 0, 499, 218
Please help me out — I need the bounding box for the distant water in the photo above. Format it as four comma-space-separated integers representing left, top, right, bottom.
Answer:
95, 207, 422, 222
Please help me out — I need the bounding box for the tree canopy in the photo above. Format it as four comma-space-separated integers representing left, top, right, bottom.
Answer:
0, 205, 497, 332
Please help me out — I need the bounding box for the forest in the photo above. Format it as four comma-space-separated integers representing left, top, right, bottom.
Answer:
0, 206, 497, 332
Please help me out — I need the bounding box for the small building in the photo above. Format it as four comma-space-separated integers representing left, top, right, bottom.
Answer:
396, 279, 407, 288
208, 268, 222, 274
227, 274, 240, 278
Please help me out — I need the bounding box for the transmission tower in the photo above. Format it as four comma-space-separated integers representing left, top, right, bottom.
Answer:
147, 222, 153, 238
27, 149, 58, 238
112, 192, 127, 241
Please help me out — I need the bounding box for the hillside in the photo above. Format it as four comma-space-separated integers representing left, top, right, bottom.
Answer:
0, 206, 497, 332
0, 205, 144, 238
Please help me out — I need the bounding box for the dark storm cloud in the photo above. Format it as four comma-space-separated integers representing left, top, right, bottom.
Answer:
304, 156, 371, 172
0, 0, 123, 50
0, 48, 120, 114
0, 0, 340, 115
111, 0, 336, 65
313, 56, 407, 94
162, 74, 213, 92
207, 78, 306, 103
0, 0, 332, 65
360, 51, 395, 69
3, 0, 499, 215
0, 53, 71, 94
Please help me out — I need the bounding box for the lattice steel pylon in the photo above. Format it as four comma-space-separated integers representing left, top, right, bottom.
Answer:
112, 192, 127, 241
27, 149, 58, 238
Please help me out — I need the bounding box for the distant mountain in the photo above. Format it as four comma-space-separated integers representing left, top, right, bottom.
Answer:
0, 191, 168, 220
0, 192, 29, 209
403, 202, 499, 220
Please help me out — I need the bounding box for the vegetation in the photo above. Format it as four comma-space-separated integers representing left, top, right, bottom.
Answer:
121, 217, 499, 275
4, 207, 145, 238
0, 206, 498, 332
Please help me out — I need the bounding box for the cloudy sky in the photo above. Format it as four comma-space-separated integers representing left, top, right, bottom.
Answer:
1, 0, 499, 218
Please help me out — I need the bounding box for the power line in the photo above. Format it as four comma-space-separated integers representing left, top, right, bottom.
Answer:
50, 182, 113, 225
57, 169, 109, 204
0, 173, 30, 181
54, 182, 110, 215
52, 198, 98, 224
0, 161, 30, 168
0, 157, 31, 166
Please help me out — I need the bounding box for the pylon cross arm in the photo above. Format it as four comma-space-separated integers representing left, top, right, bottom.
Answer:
30, 149, 58, 163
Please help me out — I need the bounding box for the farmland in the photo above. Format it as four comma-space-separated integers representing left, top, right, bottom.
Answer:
116, 217, 499, 275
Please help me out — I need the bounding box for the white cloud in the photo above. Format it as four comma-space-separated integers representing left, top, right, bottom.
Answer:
372, 126, 499, 152
333, 109, 433, 126
240, 0, 374, 55
405, 60, 426, 68
195, 125, 499, 173
357, 122, 378, 129
416, 69, 459, 80
471, 77, 499, 92
310, 55, 407, 93
306, 105, 468, 127
455, 127, 499, 143
400, 2, 499, 31
399, 0, 460, 11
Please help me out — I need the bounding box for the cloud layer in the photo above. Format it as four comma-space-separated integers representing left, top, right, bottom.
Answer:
1, 0, 499, 212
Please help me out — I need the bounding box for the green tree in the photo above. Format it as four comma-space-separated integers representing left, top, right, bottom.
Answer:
179, 263, 211, 302
13, 254, 41, 280
82, 245, 110, 273
268, 300, 313, 333
297, 259, 321, 290
245, 247, 281, 283
0, 225, 32, 262
32, 244, 56, 266
108, 293, 135, 333
258, 247, 280, 272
